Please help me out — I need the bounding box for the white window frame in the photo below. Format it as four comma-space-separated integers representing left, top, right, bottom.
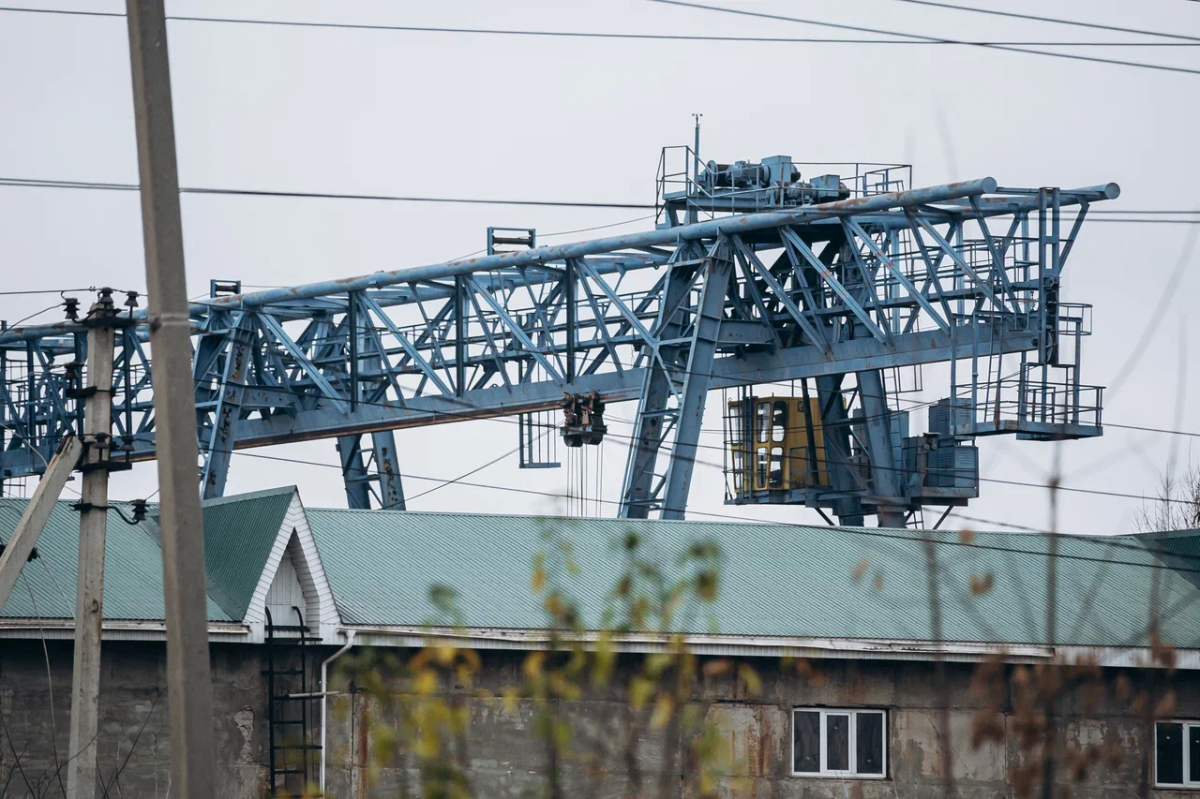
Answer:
1156, 719, 1200, 789
791, 707, 887, 779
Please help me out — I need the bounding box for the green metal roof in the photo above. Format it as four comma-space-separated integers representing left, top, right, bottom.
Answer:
6, 484, 1198, 651
189, 486, 295, 619
307, 508, 1200, 649
0, 486, 295, 622
0, 499, 231, 621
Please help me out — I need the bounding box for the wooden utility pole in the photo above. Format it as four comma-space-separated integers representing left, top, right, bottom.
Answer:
125, 2, 216, 797
67, 292, 117, 799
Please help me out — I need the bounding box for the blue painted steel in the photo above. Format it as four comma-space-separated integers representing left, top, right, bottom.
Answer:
0, 165, 1118, 523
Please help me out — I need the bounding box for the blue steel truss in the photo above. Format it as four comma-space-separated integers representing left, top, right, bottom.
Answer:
0, 161, 1118, 524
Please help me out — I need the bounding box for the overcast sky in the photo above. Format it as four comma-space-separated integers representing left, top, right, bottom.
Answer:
1, 0, 1197, 535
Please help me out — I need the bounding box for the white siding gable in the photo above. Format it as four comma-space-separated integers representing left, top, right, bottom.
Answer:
245, 491, 342, 643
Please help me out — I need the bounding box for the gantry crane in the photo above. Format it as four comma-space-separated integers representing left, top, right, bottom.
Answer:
0, 140, 1117, 527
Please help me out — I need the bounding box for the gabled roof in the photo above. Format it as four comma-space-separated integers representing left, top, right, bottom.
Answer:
191, 486, 296, 619
306, 508, 1200, 650
0, 486, 297, 623
0, 499, 232, 621
6, 486, 1200, 656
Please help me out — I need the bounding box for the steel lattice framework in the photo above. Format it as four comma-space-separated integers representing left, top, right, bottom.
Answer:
0, 165, 1118, 525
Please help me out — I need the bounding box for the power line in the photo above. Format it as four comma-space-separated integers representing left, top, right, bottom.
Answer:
1109, 422, 1200, 439
177, 186, 656, 210
224, 447, 1200, 579
889, 0, 1200, 43
1087, 219, 1200, 224
7, 301, 1199, 443
2, 6, 1197, 47
0, 5, 121, 18
650, 0, 1200, 76
405, 433, 536, 503
535, 215, 658, 238
7, 277, 1200, 450
0, 287, 98, 296
1106, 223, 1198, 399
62, 364, 1193, 510
0, 177, 656, 210
5, 177, 1200, 224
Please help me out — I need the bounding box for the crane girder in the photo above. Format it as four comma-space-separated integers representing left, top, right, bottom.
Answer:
0, 176, 1117, 521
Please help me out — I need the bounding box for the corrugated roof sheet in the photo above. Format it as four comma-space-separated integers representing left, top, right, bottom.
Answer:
0, 499, 231, 621
306, 509, 1200, 649
190, 486, 295, 619
7, 485, 1198, 651
0, 487, 294, 622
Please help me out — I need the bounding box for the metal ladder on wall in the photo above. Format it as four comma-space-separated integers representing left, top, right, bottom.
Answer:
265, 607, 321, 797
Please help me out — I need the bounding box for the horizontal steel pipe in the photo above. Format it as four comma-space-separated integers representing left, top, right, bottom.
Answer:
3, 323, 1033, 468
2, 176, 1128, 348
0, 178, 993, 344
191, 177, 998, 315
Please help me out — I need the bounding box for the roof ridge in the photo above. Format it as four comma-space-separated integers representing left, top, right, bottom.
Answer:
201, 485, 297, 507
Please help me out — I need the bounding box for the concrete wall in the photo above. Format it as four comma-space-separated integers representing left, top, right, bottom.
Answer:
324, 650, 1200, 799
1, 640, 1196, 798
0, 640, 270, 799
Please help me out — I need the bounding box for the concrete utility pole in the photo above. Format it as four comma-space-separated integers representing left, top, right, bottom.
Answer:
125, 2, 216, 797
67, 292, 117, 799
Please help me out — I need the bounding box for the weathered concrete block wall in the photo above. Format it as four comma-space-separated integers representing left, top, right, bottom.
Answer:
2, 640, 1196, 798
325, 650, 1197, 799
0, 640, 270, 799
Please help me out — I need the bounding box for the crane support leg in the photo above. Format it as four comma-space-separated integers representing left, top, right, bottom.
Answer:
0, 435, 83, 613
371, 430, 405, 510
816, 374, 865, 527
619, 257, 698, 518
200, 318, 253, 500
858, 369, 907, 527
337, 435, 372, 509
660, 256, 732, 520
336, 431, 406, 510
621, 253, 731, 520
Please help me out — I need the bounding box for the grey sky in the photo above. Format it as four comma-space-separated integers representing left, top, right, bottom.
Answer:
1, 0, 1197, 535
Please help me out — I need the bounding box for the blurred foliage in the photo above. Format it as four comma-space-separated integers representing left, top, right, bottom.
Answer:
333, 518, 769, 798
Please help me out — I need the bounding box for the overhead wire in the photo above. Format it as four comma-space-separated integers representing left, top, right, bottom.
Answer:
1, 176, 1197, 224
8, 302, 67, 330
0, 177, 657, 210
1, 0, 1197, 652
1, 186, 1193, 514
888, 0, 1200, 43
1109, 423, 1200, 439
1, 5, 1196, 47
1105, 224, 1199, 399
3, 330, 1194, 545
73, 366, 1197, 509
648, 0, 1200, 76
0, 287, 100, 296
7, 274, 1200, 458
220, 447, 1200, 579
7, 301, 1198, 495
404, 428, 547, 503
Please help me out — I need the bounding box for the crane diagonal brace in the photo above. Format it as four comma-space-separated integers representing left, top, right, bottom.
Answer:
0, 176, 1117, 523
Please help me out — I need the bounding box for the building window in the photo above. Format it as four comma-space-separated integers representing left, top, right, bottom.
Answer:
1157, 720, 1200, 788
792, 708, 886, 778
